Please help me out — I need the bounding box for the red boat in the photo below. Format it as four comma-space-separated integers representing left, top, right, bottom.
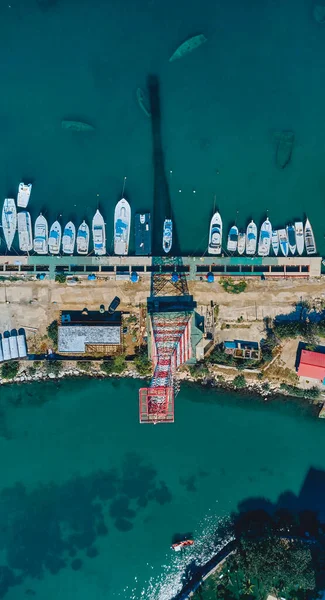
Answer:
171, 539, 194, 552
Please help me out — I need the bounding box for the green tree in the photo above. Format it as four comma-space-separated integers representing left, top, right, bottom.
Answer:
76, 360, 91, 372
55, 273, 66, 283
46, 360, 62, 376
1, 361, 19, 379
134, 347, 151, 376
47, 320, 58, 347
112, 355, 126, 374
233, 374, 246, 388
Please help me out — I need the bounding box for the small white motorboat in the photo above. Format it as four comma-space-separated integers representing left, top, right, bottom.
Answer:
295, 221, 304, 256
208, 211, 222, 255
34, 213, 48, 255
246, 220, 257, 255
227, 225, 238, 252
258, 218, 272, 256
278, 228, 289, 257
2, 198, 17, 250
114, 198, 131, 255
48, 221, 62, 255
77, 220, 89, 255
17, 211, 33, 252
62, 221, 76, 254
163, 219, 173, 253
17, 182, 32, 208
92, 209, 106, 255
286, 224, 296, 255
237, 231, 245, 255
271, 230, 279, 256
304, 218, 316, 255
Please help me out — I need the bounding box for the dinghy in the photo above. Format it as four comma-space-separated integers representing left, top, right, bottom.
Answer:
258, 218, 272, 256
271, 230, 279, 256
62, 221, 76, 254
2, 198, 17, 250
33, 214, 48, 255
17, 182, 32, 208
286, 224, 296, 255
77, 221, 89, 255
163, 219, 173, 254
304, 218, 316, 255
208, 211, 222, 255
114, 198, 131, 255
278, 229, 289, 257
237, 231, 245, 255
48, 221, 62, 255
246, 220, 257, 255
294, 222, 304, 256
169, 34, 207, 62
227, 225, 238, 252
92, 209, 106, 256
17, 211, 33, 252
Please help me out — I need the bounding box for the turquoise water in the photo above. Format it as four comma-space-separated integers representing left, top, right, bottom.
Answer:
1, 1, 325, 255
0, 378, 324, 599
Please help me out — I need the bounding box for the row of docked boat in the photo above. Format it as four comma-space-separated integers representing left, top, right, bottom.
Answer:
208, 214, 317, 257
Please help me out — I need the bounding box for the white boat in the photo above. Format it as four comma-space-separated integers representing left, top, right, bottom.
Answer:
278, 228, 289, 257
92, 209, 106, 255
237, 232, 245, 255
17, 211, 33, 252
227, 225, 238, 252
114, 198, 131, 255
17, 182, 32, 208
62, 221, 76, 254
33, 213, 48, 255
48, 221, 62, 255
258, 218, 272, 256
163, 219, 173, 253
286, 224, 296, 255
246, 220, 257, 255
271, 230, 279, 256
304, 218, 316, 255
77, 220, 89, 255
208, 211, 222, 255
2, 198, 17, 251
295, 221, 304, 256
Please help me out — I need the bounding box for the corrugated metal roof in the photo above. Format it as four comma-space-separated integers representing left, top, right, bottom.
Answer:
298, 350, 325, 380
58, 325, 120, 353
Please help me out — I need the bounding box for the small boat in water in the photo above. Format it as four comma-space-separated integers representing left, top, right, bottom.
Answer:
114, 198, 131, 255
208, 211, 222, 255
286, 224, 296, 255
278, 228, 289, 257
2, 198, 17, 250
295, 221, 304, 256
48, 221, 62, 255
258, 218, 272, 256
17, 211, 33, 252
304, 218, 316, 255
61, 120, 94, 132
246, 220, 257, 256
227, 225, 238, 253
92, 209, 106, 255
171, 539, 194, 552
62, 221, 76, 254
237, 231, 245, 255
34, 214, 48, 255
169, 34, 207, 62
271, 230, 279, 256
135, 213, 151, 255
77, 221, 89, 255
163, 219, 173, 253
17, 182, 32, 208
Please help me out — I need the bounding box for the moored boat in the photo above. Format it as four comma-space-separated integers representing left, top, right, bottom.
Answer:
62, 221, 76, 254
278, 228, 289, 257
257, 218, 272, 256
17, 211, 33, 252
227, 225, 238, 253
77, 221, 89, 255
33, 213, 48, 255
2, 198, 17, 251
163, 218, 173, 253
246, 220, 257, 256
114, 198, 131, 255
92, 209, 106, 256
135, 213, 151, 255
271, 230, 279, 256
169, 34, 207, 62
171, 539, 194, 552
237, 232, 245, 255
208, 211, 222, 255
295, 221, 304, 256
304, 218, 316, 255
286, 224, 296, 255
17, 182, 32, 208
48, 221, 62, 255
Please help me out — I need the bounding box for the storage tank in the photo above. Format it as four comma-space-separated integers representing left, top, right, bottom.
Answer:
9, 336, 19, 359
0, 340, 3, 363
17, 335, 27, 358
1, 338, 11, 361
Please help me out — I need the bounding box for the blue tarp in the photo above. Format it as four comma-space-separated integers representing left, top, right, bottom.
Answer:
130, 272, 139, 282
88, 274, 96, 280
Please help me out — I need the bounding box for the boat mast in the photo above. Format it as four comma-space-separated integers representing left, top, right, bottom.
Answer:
121, 176, 127, 198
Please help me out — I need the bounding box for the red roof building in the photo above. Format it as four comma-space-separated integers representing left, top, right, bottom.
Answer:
297, 350, 325, 380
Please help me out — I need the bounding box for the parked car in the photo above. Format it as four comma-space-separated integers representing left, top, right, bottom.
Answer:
108, 296, 120, 314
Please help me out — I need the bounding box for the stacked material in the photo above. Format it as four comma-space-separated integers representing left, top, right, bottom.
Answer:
0, 332, 27, 362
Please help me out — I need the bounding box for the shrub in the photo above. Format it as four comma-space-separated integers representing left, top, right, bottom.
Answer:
280, 383, 319, 399
134, 348, 151, 376
101, 361, 113, 375
101, 356, 126, 375
47, 320, 58, 347
188, 363, 209, 380
233, 374, 246, 388
46, 360, 62, 376
220, 278, 247, 294
55, 273, 66, 283
76, 361, 91, 372
1, 361, 19, 379
28, 365, 36, 376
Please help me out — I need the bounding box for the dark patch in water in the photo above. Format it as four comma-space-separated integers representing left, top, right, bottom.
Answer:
96, 521, 108, 536
114, 518, 133, 532
86, 546, 98, 558
71, 559, 82, 571
179, 475, 197, 493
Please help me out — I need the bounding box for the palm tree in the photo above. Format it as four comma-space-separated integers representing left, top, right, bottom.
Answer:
241, 579, 255, 595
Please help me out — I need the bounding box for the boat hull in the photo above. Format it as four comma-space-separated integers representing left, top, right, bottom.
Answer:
17, 182, 32, 208
278, 229, 289, 257
48, 221, 62, 255
2, 198, 17, 251
271, 230, 279, 256
286, 225, 296, 255
304, 219, 316, 255
62, 222, 76, 254
77, 221, 89, 255
227, 225, 238, 253
258, 218, 272, 256
163, 219, 173, 254
92, 210, 106, 256
295, 222, 304, 256
17, 212, 33, 252
34, 215, 48, 255
208, 211, 222, 255
135, 213, 151, 255
114, 198, 131, 256
246, 221, 257, 256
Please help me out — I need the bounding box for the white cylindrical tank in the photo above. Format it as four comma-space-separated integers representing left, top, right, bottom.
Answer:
0, 340, 3, 363
9, 336, 19, 359
17, 335, 27, 358
1, 338, 11, 361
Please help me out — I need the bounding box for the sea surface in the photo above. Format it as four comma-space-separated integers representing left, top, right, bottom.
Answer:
0, 0, 325, 255
0, 378, 324, 599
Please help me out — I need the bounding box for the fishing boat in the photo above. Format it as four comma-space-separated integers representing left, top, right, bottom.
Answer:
278, 229, 289, 257
61, 120, 94, 132
295, 221, 304, 256
208, 211, 222, 255
246, 220, 257, 256
114, 198, 131, 255
76, 221, 89, 255
62, 221, 76, 254
17, 182, 32, 208
271, 230, 279, 256
286, 224, 296, 255
33, 213, 48, 255
257, 218, 272, 256
135, 213, 151, 255
2, 198, 17, 251
227, 225, 238, 252
48, 221, 62, 255
17, 211, 33, 252
169, 34, 207, 62
92, 209, 106, 256
237, 232, 245, 255
304, 218, 316, 255
171, 540, 194, 552
163, 219, 173, 253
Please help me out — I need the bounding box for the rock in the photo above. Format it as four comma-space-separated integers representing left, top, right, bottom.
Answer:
313, 4, 325, 23
48, 373, 56, 379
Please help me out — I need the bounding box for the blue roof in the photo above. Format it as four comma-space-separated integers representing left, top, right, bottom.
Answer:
224, 341, 236, 349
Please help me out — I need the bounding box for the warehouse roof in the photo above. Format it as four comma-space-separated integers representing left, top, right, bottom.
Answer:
58, 325, 121, 353
297, 349, 325, 380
